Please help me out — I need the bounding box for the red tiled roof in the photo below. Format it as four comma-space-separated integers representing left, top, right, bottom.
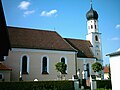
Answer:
8, 26, 76, 52
0, 62, 12, 71
104, 66, 109, 73
64, 38, 94, 58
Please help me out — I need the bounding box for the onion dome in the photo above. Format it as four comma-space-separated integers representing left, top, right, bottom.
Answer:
86, 6, 98, 20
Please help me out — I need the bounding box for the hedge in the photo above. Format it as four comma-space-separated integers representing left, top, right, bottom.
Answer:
0, 80, 74, 90
96, 80, 112, 89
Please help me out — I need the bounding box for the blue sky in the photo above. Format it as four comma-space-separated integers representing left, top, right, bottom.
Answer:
2, 0, 120, 65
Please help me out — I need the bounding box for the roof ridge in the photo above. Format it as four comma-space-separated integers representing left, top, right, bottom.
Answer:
65, 38, 89, 42
7, 26, 56, 33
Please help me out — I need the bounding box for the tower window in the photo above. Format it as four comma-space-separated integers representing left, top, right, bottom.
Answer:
95, 35, 98, 41
97, 53, 99, 55
95, 25, 97, 29
42, 57, 48, 74
22, 56, 28, 74
91, 25, 93, 29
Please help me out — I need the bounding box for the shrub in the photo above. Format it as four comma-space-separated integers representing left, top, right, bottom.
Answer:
0, 80, 74, 90
96, 80, 112, 89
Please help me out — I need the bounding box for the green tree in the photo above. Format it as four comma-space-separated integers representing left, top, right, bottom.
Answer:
55, 62, 67, 74
92, 62, 103, 72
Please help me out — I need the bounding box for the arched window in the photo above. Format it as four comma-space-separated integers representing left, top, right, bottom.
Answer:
42, 57, 48, 74
61, 57, 65, 64
95, 25, 97, 29
22, 56, 28, 74
61, 57, 67, 74
95, 35, 98, 41
0, 74, 3, 80
91, 25, 93, 29
86, 63, 90, 77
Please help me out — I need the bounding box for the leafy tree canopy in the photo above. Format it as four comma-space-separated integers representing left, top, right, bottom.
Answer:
92, 62, 103, 72
55, 62, 67, 74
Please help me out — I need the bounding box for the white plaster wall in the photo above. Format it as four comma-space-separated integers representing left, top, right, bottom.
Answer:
0, 71, 11, 81
87, 20, 99, 34
110, 55, 120, 90
4, 48, 76, 81
104, 73, 109, 80
77, 58, 96, 79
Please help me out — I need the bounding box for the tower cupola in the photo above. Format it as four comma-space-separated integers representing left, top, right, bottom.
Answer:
86, 0, 98, 20
86, 7, 98, 20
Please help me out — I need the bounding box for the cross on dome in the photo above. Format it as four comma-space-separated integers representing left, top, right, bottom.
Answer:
86, 0, 98, 20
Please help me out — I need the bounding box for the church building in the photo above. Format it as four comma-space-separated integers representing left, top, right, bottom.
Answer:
0, 1, 103, 82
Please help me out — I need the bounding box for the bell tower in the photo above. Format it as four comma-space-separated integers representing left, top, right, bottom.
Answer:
86, 0, 103, 65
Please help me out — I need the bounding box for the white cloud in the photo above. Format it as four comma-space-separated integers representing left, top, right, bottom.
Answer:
115, 24, 120, 29
40, 10, 57, 17
111, 37, 120, 41
23, 10, 35, 16
18, 1, 30, 10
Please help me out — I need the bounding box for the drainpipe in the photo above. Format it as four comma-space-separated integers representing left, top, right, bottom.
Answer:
75, 52, 78, 76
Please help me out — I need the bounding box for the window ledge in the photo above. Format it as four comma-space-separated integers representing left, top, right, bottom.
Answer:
22, 72, 29, 75
42, 71, 49, 75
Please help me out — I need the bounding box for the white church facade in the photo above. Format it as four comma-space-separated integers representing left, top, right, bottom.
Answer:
0, 1, 103, 82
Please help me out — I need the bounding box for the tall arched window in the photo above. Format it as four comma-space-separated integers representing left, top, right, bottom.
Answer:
42, 57, 48, 74
0, 73, 3, 80
61, 57, 65, 64
91, 25, 93, 29
61, 57, 67, 74
22, 56, 28, 74
95, 25, 97, 29
95, 35, 98, 41
86, 63, 90, 77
